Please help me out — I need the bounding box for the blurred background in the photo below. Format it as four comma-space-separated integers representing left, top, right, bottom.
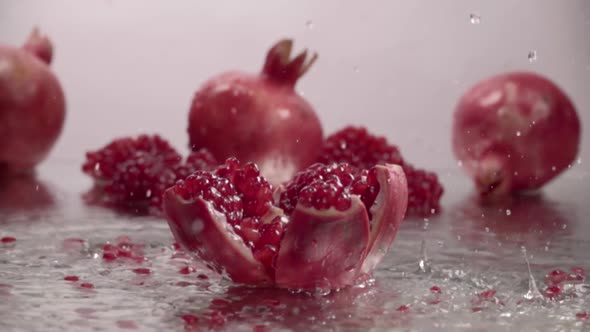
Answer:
1, 0, 588, 176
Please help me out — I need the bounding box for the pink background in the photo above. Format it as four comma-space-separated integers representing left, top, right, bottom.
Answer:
1, 0, 588, 178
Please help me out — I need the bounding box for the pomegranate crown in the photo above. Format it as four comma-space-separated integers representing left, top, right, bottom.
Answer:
22, 27, 53, 65
262, 38, 318, 86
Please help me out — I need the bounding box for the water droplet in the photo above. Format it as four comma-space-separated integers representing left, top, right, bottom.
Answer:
430, 208, 436, 215
457, 160, 463, 167
484, 227, 490, 233
505, 209, 511, 216
551, 166, 556, 172
577, 158, 582, 165
469, 13, 481, 24
456, 235, 462, 241
522, 247, 543, 300
562, 224, 567, 230
528, 50, 537, 62
305, 20, 314, 29
515, 131, 521, 137
230, 107, 238, 115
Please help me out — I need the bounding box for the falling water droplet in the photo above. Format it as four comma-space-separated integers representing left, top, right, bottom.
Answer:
457, 160, 463, 167
577, 158, 582, 165
505, 209, 511, 216
528, 50, 537, 62
522, 247, 543, 300
305, 20, 314, 29
418, 240, 431, 273
551, 166, 556, 172
515, 131, 521, 137
469, 13, 481, 24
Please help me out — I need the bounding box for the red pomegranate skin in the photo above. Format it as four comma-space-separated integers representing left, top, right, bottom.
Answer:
187, 39, 323, 186
453, 72, 581, 197
0, 28, 65, 175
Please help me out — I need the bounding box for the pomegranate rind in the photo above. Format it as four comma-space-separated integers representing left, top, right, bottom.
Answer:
163, 190, 272, 285
361, 164, 408, 274
274, 197, 370, 289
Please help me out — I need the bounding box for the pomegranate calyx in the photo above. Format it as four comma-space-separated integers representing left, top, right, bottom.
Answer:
474, 155, 512, 199
22, 27, 53, 65
262, 38, 317, 86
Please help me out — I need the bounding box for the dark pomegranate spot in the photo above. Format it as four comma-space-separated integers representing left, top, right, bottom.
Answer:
197, 274, 208, 280
317, 126, 443, 216
181, 314, 199, 325
79, 282, 94, 289
207, 311, 225, 327
568, 266, 585, 282
1, 236, 16, 243
132, 268, 151, 275
544, 285, 561, 299
428, 299, 442, 305
577, 312, 589, 320
64, 276, 79, 282
179, 266, 193, 275
478, 289, 496, 300
101, 237, 145, 262
116, 320, 138, 329
175, 281, 193, 287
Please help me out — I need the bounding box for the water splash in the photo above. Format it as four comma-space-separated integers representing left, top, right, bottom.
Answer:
469, 13, 481, 24
418, 240, 431, 274
528, 50, 538, 63
521, 247, 543, 301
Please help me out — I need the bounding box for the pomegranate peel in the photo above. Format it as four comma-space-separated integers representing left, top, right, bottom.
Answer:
163, 160, 408, 290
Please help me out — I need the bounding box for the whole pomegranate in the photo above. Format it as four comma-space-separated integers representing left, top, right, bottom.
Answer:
187, 39, 323, 186
453, 72, 581, 198
0, 28, 66, 175
164, 158, 408, 290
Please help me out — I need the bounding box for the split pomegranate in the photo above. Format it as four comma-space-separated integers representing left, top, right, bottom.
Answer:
163, 158, 408, 289
318, 126, 444, 216
453, 72, 581, 198
0, 28, 65, 175
187, 39, 323, 186
82, 134, 217, 214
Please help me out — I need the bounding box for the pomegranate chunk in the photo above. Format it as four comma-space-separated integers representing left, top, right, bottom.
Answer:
164, 159, 408, 289
317, 126, 443, 216
82, 134, 217, 214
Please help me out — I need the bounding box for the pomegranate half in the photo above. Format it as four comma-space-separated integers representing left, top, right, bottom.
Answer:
0, 28, 65, 175
163, 159, 408, 290
187, 39, 323, 187
453, 71, 581, 198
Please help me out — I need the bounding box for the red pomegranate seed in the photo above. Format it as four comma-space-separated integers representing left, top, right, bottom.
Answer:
430, 286, 442, 294
1, 236, 16, 243
478, 289, 496, 300
64, 276, 79, 282
116, 320, 138, 329
175, 281, 193, 287
545, 285, 561, 299
428, 299, 442, 305
577, 312, 589, 320
102, 252, 117, 261
197, 274, 208, 280
179, 266, 193, 275
545, 269, 568, 285
132, 268, 151, 275
396, 305, 410, 312
181, 314, 199, 325
79, 282, 94, 289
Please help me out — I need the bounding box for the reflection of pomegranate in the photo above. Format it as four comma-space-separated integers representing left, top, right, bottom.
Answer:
0, 176, 54, 213
164, 159, 408, 290
0, 28, 66, 175
451, 194, 571, 250
453, 72, 580, 199
187, 39, 323, 186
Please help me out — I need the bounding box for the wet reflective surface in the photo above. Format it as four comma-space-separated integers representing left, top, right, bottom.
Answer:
1, 162, 589, 331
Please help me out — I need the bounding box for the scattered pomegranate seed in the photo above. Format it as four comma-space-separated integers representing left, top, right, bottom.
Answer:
544, 285, 561, 299
577, 312, 589, 320
181, 314, 200, 325
1, 236, 16, 243
64, 276, 79, 282
175, 281, 193, 287
396, 305, 410, 312
79, 282, 94, 289
102, 252, 117, 261
173, 242, 182, 250
179, 266, 193, 275
545, 269, 568, 285
207, 311, 225, 327
430, 286, 442, 294
568, 266, 585, 282
132, 268, 151, 275
478, 289, 496, 300
116, 320, 138, 329
197, 274, 209, 280
428, 299, 442, 305
472, 306, 483, 313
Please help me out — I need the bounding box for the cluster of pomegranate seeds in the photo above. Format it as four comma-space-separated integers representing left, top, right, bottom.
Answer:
282, 163, 355, 213
542, 266, 586, 300
317, 126, 443, 216
101, 236, 145, 263
82, 134, 217, 213
1, 236, 16, 243
172, 158, 282, 271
